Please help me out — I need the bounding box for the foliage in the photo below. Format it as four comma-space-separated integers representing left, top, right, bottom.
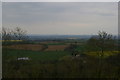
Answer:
41, 44, 48, 51
64, 43, 79, 56
3, 48, 120, 78
87, 31, 116, 56
2, 31, 120, 78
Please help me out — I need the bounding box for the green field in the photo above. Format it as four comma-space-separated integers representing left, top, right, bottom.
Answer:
3, 47, 120, 78
3, 48, 70, 61
2, 39, 120, 78
46, 43, 65, 45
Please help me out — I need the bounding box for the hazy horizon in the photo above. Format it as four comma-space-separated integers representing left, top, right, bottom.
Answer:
27, 34, 118, 36
3, 2, 118, 35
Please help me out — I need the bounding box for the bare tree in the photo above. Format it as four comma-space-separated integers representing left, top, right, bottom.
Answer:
87, 31, 116, 56
2, 27, 28, 41
2, 27, 12, 40
12, 27, 28, 40
87, 31, 116, 78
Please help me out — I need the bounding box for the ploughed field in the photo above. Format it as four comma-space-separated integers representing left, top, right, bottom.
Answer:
3, 44, 44, 51
3, 44, 69, 51
3, 42, 71, 61
3, 40, 119, 56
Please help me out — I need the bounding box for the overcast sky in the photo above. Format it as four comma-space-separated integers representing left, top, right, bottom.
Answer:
2, 2, 118, 35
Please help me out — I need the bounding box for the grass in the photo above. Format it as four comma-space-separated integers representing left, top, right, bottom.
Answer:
86, 51, 119, 58
2, 40, 120, 78
75, 45, 85, 51
3, 48, 120, 78
3, 48, 70, 61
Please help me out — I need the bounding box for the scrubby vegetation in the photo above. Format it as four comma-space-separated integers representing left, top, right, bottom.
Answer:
2, 28, 120, 78
3, 48, 120, 78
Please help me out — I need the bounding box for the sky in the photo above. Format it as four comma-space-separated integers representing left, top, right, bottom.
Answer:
2, 0, 120, 2
2, 2, 118, 35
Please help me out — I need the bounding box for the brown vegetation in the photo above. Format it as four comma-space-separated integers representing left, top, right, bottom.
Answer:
3, 44, 70, 51
3, 44, 43, 51
45, 45, 69, 51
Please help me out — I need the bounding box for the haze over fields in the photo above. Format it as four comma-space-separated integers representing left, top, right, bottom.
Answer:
2, 2, 118, 35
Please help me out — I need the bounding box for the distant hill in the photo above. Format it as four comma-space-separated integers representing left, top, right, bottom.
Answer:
28, 35, 92, 40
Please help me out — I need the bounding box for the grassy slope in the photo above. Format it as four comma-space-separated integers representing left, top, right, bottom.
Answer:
3, 48, 70, 61
86, 51, 119, 58
3, 48, 120, 78
75, 45, 119, 58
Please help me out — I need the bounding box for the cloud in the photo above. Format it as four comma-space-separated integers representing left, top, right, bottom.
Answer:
2, 2, 118, 35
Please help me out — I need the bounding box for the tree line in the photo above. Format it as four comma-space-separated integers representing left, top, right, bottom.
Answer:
2, 27, 119, 78
2, 27, 118, 53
